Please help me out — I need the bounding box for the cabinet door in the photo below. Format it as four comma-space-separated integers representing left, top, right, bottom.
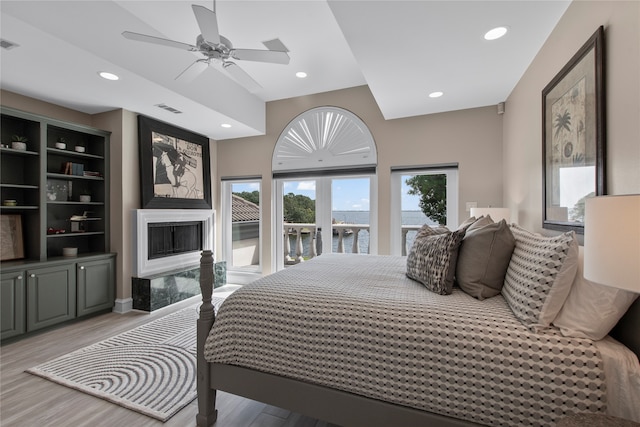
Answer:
77, 256, 115, 316
26, 264, 76, 332
1, 271, 26, 340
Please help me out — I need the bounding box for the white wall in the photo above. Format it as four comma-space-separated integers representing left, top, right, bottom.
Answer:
503, 0, 640, 232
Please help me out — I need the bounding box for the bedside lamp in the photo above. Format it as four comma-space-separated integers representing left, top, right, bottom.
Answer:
584, 195, 640, 293
470, 207, 511, 224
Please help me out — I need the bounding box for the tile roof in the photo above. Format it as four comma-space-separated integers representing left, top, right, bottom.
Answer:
232, 194, 260, 222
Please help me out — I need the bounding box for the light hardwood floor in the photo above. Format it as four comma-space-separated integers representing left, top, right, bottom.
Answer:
0, 293, 337, 427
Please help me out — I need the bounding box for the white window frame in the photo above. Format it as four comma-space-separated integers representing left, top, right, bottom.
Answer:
390, 167, 459, 256
221, 178, 262, 284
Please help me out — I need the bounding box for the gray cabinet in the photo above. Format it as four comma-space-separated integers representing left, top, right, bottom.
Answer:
77, 256, 115, 316
26, 263, 76, 332
1, 254, 116, 341
1, 271, 25, 340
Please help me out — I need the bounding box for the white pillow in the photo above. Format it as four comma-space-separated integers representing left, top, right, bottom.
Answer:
553, 249, 639, 340
502, 225, 579, 332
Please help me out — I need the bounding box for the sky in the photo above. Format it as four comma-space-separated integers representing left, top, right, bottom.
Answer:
233, 177, 422, 211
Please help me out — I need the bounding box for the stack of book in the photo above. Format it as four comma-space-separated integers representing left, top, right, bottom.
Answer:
61, 162, 84, 176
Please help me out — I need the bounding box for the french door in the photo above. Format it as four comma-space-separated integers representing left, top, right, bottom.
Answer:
273, 174, 376, 270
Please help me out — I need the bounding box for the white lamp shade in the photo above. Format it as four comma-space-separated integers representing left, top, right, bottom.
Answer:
469, 207, 511, 224
584, 195, 640, 293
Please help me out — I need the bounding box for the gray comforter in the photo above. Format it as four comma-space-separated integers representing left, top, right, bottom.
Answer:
204, 254, 606, 426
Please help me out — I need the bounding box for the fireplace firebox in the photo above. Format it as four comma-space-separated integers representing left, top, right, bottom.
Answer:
148, 221, 203, 259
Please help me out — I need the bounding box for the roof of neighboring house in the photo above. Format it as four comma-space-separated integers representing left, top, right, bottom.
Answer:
232, 194, 260, 222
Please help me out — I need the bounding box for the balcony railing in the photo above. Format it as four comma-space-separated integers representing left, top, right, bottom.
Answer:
283, 223, 423, 264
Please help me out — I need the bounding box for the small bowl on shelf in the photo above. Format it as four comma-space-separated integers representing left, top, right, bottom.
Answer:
79, 195, 91, 203
3, 199, 17, 206
62, 247, 78, 257
55, 142, 66, 150
74, 146, 85, 153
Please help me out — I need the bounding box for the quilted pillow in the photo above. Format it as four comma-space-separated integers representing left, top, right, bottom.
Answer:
456, 219, 516, 300
406, 228, 466, 295
501, 225, 578, 331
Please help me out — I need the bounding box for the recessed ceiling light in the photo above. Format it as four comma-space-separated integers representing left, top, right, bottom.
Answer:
221, 123, 232, 128
98, 71, 119, 81
484, 26, 508, 41
429, 91, 444, 98
296, 71, 307, 78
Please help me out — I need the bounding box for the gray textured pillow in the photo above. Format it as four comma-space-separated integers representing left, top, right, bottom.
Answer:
456, 219, 515, 300
406, 229, 466, 295
501, 225, 579, 332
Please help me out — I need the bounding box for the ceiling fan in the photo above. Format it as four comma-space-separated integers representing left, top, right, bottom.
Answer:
122, 3, 290, 92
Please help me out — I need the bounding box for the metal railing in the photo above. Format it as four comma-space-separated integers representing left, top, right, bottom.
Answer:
283, 223, 424, 264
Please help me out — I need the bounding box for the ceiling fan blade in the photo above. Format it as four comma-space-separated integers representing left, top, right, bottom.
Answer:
192, 5, 221, 46
231, 49, 290, 65
223, 62, 262, 92
175, 59, 209, 82
122, 31, 198, 51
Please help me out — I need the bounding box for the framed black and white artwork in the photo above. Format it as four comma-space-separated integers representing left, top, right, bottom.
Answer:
138, 115, 212, 209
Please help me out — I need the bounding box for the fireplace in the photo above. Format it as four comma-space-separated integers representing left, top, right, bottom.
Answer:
133, 209, 214, 277
148, 221, 203, 260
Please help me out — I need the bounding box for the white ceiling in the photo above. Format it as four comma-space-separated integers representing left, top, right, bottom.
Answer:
0, 1, 570, 140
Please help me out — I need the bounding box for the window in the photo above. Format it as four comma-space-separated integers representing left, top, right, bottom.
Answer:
274, 174, 377, 270
221, 178, 261, 283
272, 106, 378, 270
390, 166, 459, 255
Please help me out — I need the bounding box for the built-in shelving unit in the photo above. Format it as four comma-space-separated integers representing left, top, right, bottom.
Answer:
1, 106, 115, 342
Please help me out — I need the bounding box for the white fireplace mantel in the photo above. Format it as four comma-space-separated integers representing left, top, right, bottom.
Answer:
133, 209, 215, 277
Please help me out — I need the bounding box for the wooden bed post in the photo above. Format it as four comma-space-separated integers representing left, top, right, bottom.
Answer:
196, 250, 217, 427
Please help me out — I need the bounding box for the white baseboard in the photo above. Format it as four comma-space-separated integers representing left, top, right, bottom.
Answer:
113, 298, 133, 313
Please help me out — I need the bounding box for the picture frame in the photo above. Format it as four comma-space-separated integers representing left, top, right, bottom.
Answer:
1, 214, 25, 261
542, 26, 606, 234
138, 115, 212, 209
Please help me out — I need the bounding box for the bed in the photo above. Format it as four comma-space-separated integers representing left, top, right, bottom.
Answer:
195, 222, 640, 427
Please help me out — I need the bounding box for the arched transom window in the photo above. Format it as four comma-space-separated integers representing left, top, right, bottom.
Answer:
272, 106, 377, 173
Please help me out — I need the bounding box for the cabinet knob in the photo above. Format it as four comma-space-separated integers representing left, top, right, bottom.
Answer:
79, 266, 85, 270
17, 275, 22, 280
30, 274, 36, 278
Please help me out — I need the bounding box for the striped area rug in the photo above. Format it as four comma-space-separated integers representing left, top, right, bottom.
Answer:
26, 298, 225, 422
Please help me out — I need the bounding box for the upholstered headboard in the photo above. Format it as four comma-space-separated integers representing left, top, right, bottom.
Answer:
611, 297, 640, 359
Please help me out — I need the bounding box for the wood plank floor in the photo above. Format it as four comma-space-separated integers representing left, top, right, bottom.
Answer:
0, 293, 338, 427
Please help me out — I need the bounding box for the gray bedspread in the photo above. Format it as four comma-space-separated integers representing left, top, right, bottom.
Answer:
204, 254, 606, 426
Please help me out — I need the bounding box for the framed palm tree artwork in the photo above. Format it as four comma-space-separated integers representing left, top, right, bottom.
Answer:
542, 26, 605, 233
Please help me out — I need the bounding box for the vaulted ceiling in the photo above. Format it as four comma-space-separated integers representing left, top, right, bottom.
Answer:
0, 1, 570, 140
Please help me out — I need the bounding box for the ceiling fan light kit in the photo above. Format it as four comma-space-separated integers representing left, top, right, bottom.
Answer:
122, 3, 289, 91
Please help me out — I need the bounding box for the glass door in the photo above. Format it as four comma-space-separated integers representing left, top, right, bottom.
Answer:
274, 174, 376, 270
331, 177, 371, 254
